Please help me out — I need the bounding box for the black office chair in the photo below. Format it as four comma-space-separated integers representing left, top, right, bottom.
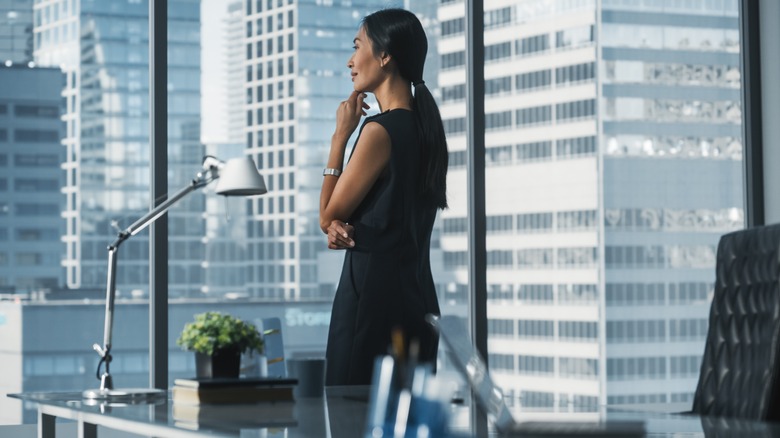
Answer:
691, 223, 780, 421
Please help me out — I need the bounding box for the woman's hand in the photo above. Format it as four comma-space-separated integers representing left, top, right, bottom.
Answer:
327, 220, 355, 250
334, 91, 370, 141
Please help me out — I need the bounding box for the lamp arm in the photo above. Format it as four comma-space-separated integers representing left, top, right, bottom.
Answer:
93, 165, 220, 390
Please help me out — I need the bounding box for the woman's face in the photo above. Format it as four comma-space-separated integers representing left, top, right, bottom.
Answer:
347, 26, 385, 92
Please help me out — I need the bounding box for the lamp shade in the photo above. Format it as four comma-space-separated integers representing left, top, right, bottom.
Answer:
215, 156, 268, 196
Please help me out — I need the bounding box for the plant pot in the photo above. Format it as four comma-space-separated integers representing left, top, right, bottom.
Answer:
195, 347, 241, 379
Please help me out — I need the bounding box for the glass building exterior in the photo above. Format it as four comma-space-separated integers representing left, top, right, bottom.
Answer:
0, 66, 65, 293
34, 0, 203, 298
437, 0, 742, 406
0, 0, 33, 64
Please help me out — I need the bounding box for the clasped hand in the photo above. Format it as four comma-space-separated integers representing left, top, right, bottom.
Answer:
334, 91, 370, 140
327, 220, 355, 250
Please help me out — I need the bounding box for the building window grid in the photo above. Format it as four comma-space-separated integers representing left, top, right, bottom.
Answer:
518, 319, 554, 340
556, 99, 596, 123
516, 141, 552, 162
670, 355, 701, 378
486, 145, 513, 166
669, 282, 712, 304
488, 318, 515, 338
669, 319, 708, 342
606, 283, 666, 306
485, 41, 512, 63
488, 353, 515, 372
558, 284, 598, 305
558, 357, 598, 380
487, 284, 514, 301
521, 390, 555, 407
607, 320, 666, 344
607, 357, 667, 381
558, 321, 598, 342
518, 284, 554, 304
518, 355, 554, 376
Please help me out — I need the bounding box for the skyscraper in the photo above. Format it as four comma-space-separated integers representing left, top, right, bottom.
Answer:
437, 0, 742, 406
225, 0, 245, 145
0, 65, 65, 293
33, 0, 204, 298
0, 0, 33, 64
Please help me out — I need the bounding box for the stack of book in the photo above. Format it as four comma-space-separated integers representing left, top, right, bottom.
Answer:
172, 377, 297, 405
172, 377, 298, 430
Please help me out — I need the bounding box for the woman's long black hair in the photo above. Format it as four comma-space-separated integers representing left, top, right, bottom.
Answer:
362, 8, 448, 210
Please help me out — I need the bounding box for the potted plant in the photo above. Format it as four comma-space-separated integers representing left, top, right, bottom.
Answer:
177, 311, 264, 378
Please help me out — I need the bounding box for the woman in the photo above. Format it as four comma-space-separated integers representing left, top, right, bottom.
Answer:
319, 8, 449, 385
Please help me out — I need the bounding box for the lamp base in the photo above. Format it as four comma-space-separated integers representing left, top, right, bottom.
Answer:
82, 387, 167, 402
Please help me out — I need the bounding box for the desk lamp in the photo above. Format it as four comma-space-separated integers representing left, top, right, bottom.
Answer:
82, 156, 267, 401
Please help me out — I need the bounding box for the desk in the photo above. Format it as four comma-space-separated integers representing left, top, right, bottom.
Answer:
10, 390, 780, 437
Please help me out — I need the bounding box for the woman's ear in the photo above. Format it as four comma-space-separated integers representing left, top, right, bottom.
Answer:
379, 52, 392, 68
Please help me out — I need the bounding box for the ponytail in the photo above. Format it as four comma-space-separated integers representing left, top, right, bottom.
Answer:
413, 83, 448, 210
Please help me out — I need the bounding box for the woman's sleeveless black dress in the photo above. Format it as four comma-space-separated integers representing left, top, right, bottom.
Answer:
325, 109, 441, 385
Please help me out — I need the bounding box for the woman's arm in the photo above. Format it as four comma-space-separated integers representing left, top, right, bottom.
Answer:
319, 121, 391, 233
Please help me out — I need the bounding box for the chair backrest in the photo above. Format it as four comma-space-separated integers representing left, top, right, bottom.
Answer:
692, 224, 780, 421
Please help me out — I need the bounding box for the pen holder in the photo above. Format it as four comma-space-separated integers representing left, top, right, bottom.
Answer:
364, 355, 450, 437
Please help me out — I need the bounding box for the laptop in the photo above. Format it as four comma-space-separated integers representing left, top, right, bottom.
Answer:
427, 314, 645, 437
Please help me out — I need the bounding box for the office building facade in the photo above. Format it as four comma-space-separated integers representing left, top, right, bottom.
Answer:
33, 0, 204, 298
0, 65, 65, 293
1, 0, 33, 64
437, 0, 741, 406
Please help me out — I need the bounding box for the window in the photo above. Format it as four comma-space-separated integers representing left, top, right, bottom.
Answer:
1, 1, 749, 425
516, 141, 552, 162
441, 17, 464, 37
485, 76, 512, 96
516, 70, 551, 92
556, 136, 596, 158
14, 130, 60, 143
443, 117, 466, 135
14, 105, 59, 118
555, 25, 594, 49
488, 319, 514, 337
14, 154, 59, 167
518, 320, 554, 339
441, 51, 465, 70
556, 99, 595, 122
488, 353, 515, 371
517, 212, 553, 233
485, 41, 512, 62
485, 7, 512, 29
559, 358, 598, 379
516, 105, 552, 126
485, 111, 512, 131
556, 62, 595, 85
519, 355, 554, 375
517, 34, 549, 56
442, 84, 466, 103
518, 284, 554, 304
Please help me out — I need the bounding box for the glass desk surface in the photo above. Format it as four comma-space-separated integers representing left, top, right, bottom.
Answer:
11, 389, 780, 437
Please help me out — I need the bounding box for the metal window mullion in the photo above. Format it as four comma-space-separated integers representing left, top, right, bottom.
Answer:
149, 0, 168, 390
740, 0, 764, 227
466, 0, 487, 435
